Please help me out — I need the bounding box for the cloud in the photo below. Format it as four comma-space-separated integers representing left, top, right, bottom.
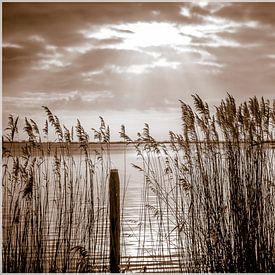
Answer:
214, 3, 275, 27
81, 22, 192, 50
2, 42, 23, 48
3, 39, 44, 85
107, 58, 181, 75
3, 2, 275, 138
3, 90, 114, 114
33, 51, 71, 71
217, 24, 275, 48
3, 3, 198, 45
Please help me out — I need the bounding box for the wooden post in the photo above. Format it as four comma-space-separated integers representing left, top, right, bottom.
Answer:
109, 169, 120, 273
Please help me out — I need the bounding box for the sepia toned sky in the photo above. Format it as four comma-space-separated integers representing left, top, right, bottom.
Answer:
3, 2, 275, 141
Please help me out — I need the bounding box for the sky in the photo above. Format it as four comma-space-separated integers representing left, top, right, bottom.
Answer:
2, 2, 275, 141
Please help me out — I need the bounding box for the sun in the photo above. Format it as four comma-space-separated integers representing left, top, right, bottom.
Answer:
81, 22, 191, 50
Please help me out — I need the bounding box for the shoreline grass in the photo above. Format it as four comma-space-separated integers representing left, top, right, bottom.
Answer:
2, 94, 275, 272
129, 95, 275, 272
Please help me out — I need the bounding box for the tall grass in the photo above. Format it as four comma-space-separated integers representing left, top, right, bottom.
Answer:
2, 95, 275, 272
131, 95, 275, 272
2, 108, 112, 272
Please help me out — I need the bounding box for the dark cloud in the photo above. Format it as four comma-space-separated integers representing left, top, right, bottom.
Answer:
215, 3, 275, 26
3, 3, 201, 46
3, 46, 158, 101
199, 44, 275, 101
3, 39, 45, 87
110, 27, 135, 34
94, 37, 124, 46
3, 2, 195, 94
217, 26, 275, 47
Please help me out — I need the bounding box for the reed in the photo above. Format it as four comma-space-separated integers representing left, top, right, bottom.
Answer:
2, 108, 112, 272
2, 95, 274, 272
131, 95, 275, 272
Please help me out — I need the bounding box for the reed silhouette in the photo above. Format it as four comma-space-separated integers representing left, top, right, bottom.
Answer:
2, 95, 275, 272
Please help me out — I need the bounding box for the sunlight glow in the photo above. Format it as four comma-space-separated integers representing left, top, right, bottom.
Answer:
81, 22, 191, 50
197, 1, 208, 8
180, 7, 191, 18
79, 16, 251, 54
108, 58, 181, 75
122, 22, 191, 48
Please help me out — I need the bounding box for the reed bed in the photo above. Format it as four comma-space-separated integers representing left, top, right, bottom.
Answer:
2, 109, 113, 272
2, 95, 275, 273
128, 95, 275, 272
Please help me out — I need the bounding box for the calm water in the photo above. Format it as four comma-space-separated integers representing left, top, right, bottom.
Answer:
111, 148, 180, 256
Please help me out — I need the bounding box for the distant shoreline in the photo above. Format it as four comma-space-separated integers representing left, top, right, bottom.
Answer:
2, 141, 138, 152
3, 140, 275, 144
3, 140, 275, 149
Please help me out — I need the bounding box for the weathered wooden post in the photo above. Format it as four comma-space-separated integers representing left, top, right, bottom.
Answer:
109, 169, 120, 273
